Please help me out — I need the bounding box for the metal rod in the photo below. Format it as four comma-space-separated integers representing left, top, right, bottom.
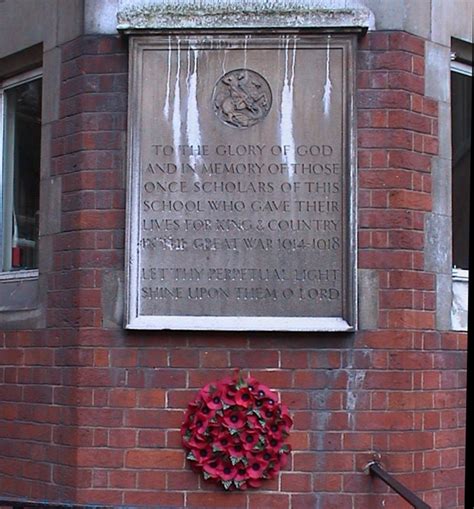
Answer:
369, 462, 431, 509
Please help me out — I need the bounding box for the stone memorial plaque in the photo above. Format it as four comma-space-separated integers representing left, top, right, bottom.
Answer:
126, 32, 357, 331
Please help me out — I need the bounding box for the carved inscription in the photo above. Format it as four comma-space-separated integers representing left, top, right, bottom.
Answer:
140, 141, 343, 315
127, 34, 356, 329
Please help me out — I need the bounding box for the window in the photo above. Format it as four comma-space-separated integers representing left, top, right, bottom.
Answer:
451, 58, 471, 276
450, 48, 471, 331
0, 69, 42, 273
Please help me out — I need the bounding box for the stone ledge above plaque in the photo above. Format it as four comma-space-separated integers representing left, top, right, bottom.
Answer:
124, 26, 359, 331
117, 2, 374, 32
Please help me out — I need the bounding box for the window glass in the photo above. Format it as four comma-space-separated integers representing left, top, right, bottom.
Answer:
451, 68, 471, 270
1, 76, 42, 271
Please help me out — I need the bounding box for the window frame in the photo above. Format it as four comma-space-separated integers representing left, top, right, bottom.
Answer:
0, 67, 42, 278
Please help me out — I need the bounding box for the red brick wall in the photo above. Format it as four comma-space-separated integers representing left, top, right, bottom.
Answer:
0, 32, 466, 508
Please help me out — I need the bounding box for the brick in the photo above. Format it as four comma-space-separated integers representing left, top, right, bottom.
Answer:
359, 169, 413, 189
281, 472, 312, 492
125, 449, 184, 469
389, 150, 431, 171
388, 271, 435, 290
109, 470, 136, 488
389, 33, 425, 56
355, 411, 413, 430
359, 130, 413, 150
389, 351, 433, 370
422, 97, 438, 117
125, 409, 182, 428
313, 473, 343, 491
125, 492, 184, 506
137, 429, 166, 448
386, 310, 435, 329
164, 470, 198, 490
138, 389, 166, 408
388, 230, 424, 249
169, 349, 199, 367
358, 90, 411, 109
365, 371, 413, 390
294, 370, 328, 389
423, 135, 439, 155
187, 492, 247, 508
249, 494, 290, 509
108, 429, 137, 448
359, 209, 414, 229
76, 448, 123, 468
380, 290, 413, 309
388, 110, 431, 133
364, 32, 389, 50
199, 350, 229, 368
109, 389, 137, 407
359, 250, 413, 270
230, 349, 279, 368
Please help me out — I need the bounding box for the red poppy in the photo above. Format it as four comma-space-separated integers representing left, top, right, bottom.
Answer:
223, 408, 246, 430
187, 434, 208, 450
234, 465, 249, 482
202, 457, 223, 478
228, 440, 245, 458
216, 462, 237, 481
246, 454, 269, 479
242, 430, 260, 451
266, 435, 284, 453
247, 478, 263, 488
255, 384, 278, 403
211, 430, 231, 451
235, 387, 254, 407
190, 411, 213, 435
195, 445, 214, 465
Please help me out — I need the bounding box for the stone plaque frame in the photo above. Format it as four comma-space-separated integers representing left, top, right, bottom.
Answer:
125, 30, 357, 331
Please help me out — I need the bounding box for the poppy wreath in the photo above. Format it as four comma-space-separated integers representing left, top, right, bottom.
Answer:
181, 371, 292, 490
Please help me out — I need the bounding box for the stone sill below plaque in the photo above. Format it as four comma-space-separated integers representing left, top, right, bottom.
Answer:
117, 1, 374, 32
127, 316, 354, 332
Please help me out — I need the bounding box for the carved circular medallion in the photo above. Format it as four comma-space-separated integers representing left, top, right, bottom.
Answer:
212, 69, 272, 129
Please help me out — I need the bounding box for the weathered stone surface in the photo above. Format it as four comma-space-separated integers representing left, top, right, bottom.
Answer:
125, 32, 357, 330
358, 269, 378, 330
424, 213, 451, 274
117, 1, 374, 31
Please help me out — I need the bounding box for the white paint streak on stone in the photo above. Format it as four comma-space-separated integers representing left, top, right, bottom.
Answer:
322, 35, 332, 117
221, 39, 228, 74
346, 367, 366, 428
243, 34, 249, 69
186, 47, 202, 181
163, 36, 172, 121
172, 38, 182, 158
280, 35, 296, 182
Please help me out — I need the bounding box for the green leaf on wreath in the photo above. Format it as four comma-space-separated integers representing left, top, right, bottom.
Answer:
203, 471, 212, 480
241, 456, 249, 466
229, 428, 239, 436
186, 451, 197, 461
230, 455, 240, 466
222, 479, 233, 490
222, 402, 231, 410
279, 444, 290, 453
234, 480, 242, 489
235, 374, 246, 390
